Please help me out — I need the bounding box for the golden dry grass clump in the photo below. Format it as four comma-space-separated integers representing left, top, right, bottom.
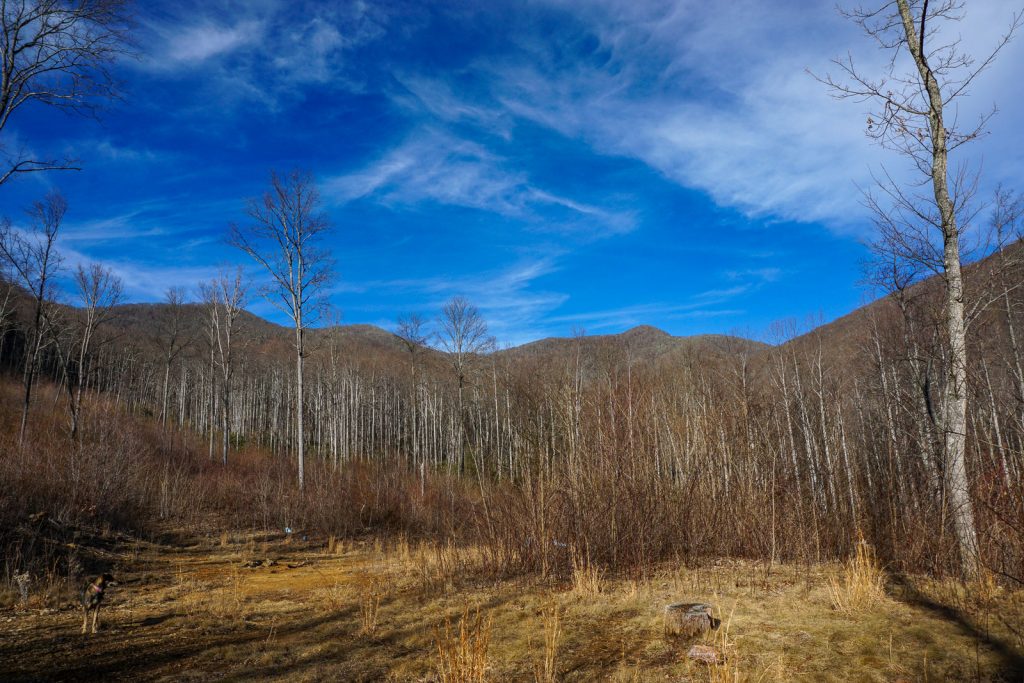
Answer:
828, 533, 886, 613
570, 549, 604, 597
435, 605, 493, 683
358, 574, 387, 636
533, 600, 561, 683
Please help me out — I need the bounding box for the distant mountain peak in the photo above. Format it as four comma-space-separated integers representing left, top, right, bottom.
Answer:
622, 325, 670, 338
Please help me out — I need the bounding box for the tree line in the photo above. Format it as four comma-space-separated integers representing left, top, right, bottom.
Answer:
1, 0, 1023, 582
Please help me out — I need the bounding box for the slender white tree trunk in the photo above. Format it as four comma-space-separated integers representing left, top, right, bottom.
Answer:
897, 0, 979, 578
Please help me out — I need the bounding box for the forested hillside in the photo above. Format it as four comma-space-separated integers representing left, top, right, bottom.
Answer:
2, 239, 1022, 581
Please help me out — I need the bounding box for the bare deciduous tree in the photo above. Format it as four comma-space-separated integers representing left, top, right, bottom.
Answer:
0, 272, 14, 354
158, 286, 193, 427
0, 190, 65, 444
438, 296, 494, 475
64, 262, 122, 439
822, 0, 1022, 578
0, 0, 134, 186
200, 269, 246, 466
230, 170, 334, 489
396, 312, 430, 483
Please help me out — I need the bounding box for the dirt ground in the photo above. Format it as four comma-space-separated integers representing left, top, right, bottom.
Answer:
2, 531, 1023, 682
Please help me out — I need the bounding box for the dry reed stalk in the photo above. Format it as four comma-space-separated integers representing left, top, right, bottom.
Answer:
358, 575, 386, 636
533, 600, 561, 683
970, 568, 1002, 607
709, 603, 738, 682
435, 605, 492, 683
321, 580, 346, 611
827, 534, 886, 613
570, 548, 603, 596
395, 533, 411, 563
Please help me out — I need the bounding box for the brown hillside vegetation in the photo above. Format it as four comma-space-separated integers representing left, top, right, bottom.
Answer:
2, 240, 1023, 573
1, 382, 1023, 682
3, 236, 1024, 680
3, 0, 1024, 678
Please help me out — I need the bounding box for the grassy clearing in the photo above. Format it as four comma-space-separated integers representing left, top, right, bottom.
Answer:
1, 532, 1022, 682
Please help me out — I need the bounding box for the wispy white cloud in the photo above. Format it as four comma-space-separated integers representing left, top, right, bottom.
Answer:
545, 301, 743, 332
470, 0, 1024, 229
55, 240, 218, 301
337, 257, 569, 346
138, 1, 393, 104
724, 267, 782, 283
325, 129, 636, 235
392, 73, 511, 137
543, 267, 775, 332
163, 20, 261, 64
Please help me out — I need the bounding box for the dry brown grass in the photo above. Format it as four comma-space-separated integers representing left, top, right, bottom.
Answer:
358, 574, 387, 636
827, 534, 886, 613
570, 548, 604, 597
435, 605, 493, 683
533, 599, 562, 683
3, 532, 1023, 682
705, 603, 742, 683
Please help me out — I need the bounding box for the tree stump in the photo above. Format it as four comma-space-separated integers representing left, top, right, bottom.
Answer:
664, 602, 714, 638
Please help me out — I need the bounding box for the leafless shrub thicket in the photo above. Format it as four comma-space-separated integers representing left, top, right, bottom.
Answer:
1, 234, 1023, 590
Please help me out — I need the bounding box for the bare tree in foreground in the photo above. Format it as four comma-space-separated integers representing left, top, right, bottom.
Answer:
822, 0, 1022, 578
438, 296, 494, 475
0, 0, 134, 186
230, 170, 334, 490
0, 191, 65, 444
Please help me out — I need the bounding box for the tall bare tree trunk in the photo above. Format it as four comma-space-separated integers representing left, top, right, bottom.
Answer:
897, 0, 979, 578
296, 321, 305, 490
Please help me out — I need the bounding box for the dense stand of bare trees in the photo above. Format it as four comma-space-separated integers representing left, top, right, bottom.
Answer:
1, 1, 1022, 583
4, 231, 1021, 578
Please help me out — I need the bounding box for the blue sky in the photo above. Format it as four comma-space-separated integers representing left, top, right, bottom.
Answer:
3, 0, 1021, 346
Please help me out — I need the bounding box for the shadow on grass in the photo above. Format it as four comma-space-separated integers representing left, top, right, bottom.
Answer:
890, 572, 1024, 681
0, 587, 526, 683
216, 588, 523, 682
0, 607, 358, 682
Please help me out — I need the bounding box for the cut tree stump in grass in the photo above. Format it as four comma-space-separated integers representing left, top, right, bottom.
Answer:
664, 602, 715, 638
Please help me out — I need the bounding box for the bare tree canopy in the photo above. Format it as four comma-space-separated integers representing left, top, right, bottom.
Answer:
0, 190, 65, 443
396, 312, 430, 355
64, 261, 122, 439
230, 169, 335, 489
438, 296, 494, 475
439, 297, 494, 368
0, 0, 134, 186
822, 0, 1022, 579
229, 170, 335, 328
